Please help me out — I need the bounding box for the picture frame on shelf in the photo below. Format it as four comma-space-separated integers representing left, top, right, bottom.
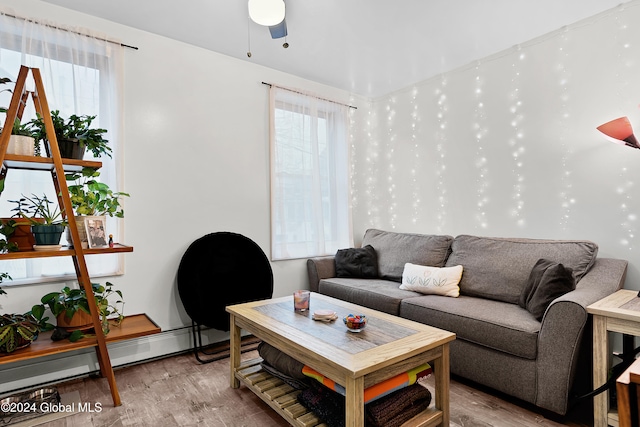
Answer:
85, 216, 108, 248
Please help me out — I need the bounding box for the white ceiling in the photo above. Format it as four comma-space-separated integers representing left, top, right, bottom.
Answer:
43, 0, 630, 98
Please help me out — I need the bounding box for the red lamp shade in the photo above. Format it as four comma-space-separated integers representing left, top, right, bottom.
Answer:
597, 116, 640, 149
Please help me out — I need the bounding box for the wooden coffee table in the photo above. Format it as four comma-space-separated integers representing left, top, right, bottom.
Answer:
227, 292, 455, 427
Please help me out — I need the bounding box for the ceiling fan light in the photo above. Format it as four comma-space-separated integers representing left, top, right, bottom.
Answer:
248, 0, 285, 26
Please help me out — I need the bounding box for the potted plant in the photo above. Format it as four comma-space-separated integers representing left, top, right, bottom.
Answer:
29, 110, 111, 159
33, 281, 124, 342
3, 118, 38, 156
0, 77, 39, 156
0, 272, 53, 353
0, 197, 43, 251
64, 167, 129, 247
14, 194, 67, 247
0, 312, 41, 353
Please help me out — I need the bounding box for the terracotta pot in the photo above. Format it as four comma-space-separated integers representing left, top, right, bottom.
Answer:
1, 218, 37, 251
56, 310, 93, 331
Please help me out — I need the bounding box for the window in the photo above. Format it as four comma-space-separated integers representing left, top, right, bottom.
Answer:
269, 86, 352, 260
0, 11, 124, 284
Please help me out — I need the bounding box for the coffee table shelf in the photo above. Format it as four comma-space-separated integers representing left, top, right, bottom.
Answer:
236, 358, 443, 427
228, 292, 454, 427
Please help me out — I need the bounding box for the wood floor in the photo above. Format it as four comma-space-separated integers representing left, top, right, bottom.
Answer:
28, 346, 594, 427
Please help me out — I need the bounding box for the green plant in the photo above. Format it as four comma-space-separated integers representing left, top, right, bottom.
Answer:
0, 76, 12, 113
0, 219, 17, 238
33, 281, 124, 341
66, 168, 129, 217
0, 313, 40, 353
0, 271, 10, 296
9, 117, 33, 137
30, 110, 112, 158
11, 194, 67, 226
0, 77, 40, 155
0, 235, 18, 253
0, 273, 52, 353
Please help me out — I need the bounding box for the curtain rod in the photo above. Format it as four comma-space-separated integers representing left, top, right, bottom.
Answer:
1, 12, 138, 50
262, 82, 357, 110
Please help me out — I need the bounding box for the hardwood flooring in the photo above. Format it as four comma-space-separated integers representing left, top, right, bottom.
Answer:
28, 345, 593, 427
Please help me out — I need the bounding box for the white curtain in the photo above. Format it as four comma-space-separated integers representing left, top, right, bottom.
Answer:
0, 9, 125, 283
269, 86, 353, 260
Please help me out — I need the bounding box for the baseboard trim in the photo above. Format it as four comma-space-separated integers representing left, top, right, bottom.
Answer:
0, 325, 230, 395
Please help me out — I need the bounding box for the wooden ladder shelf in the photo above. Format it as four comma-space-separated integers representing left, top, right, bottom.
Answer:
0, 66, 158, 406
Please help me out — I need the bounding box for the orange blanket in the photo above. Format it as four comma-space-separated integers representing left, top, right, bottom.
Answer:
302, 362, 432, 403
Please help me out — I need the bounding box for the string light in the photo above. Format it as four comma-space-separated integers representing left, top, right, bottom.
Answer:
508, 45, 526, 228
434, 76, 449, 233
410, 86, 421, 225
348, 97, 358, 214
364, 105, 381, 227
556, 26, 575, 233
473, 65, 489, 229
386, 97, 397, 229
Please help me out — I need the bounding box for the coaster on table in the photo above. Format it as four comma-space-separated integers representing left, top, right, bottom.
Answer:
313, 309, 338, 322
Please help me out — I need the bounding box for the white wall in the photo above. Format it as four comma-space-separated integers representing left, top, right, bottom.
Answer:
351, 2, 640, 290
2, 0, 638, 395
0, 0, 364, 392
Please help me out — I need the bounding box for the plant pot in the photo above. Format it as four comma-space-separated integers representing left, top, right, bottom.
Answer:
30, 224, 65, 246
56, 310, 93, 332
57, 138, 85, 159
2, 219, 37, 251
7, 135, 35, 156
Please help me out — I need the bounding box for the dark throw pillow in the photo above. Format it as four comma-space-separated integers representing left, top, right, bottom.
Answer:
334, 245, 379, 278
257, 342, 306, 380
519, 258, 576, 321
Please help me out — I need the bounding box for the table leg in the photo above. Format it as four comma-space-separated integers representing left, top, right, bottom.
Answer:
229, 314, 241, 389
434, 343, 451, 427
344, 376, 365, 427
593, 314, 609, 427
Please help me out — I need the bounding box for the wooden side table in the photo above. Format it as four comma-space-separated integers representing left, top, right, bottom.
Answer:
587, 289, 640, 427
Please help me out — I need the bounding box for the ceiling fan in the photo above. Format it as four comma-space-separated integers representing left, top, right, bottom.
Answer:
248, 0, 288, 42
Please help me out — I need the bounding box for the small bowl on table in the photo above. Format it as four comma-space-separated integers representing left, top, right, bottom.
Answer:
343, 314, 367, 332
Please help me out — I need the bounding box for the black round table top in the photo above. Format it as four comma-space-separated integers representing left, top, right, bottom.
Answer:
177, 232, 274, 331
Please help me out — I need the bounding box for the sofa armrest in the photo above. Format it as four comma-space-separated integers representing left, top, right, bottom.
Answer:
535, 258, 628, 414
307, 256, 336, 292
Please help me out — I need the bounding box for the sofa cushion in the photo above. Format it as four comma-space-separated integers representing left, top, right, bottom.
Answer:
444, 235, 597, 304
399, 263, 463, 297
318, 277, 421, 315
335, 245, 379, 278
361, 229, 453, 282
400, 295, 541, 359
519, 259, 576, 321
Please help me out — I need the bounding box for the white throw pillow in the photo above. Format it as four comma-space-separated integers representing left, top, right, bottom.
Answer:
400, 263, 463, 297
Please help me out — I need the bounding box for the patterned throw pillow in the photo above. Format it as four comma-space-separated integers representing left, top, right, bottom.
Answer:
399, 263, 463, 297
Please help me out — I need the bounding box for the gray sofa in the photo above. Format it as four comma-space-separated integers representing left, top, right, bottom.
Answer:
307, 229, 628, 415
